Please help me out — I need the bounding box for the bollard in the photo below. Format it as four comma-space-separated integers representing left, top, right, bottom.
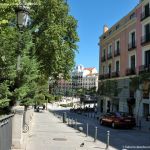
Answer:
75, 119, 77, 129
86, 123, 88, 137
106, 131, 110, 150
94, 127, 97, 142
63, 112, 67, 123
68, 117, 70, 125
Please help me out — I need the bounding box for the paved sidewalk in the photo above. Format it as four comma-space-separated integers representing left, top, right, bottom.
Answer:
25, 109, 116, 150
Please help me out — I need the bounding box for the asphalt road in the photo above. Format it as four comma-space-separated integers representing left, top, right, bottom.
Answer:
51, 108, 150, 150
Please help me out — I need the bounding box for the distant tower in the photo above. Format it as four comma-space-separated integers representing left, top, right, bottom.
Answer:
103, 25, 109, 33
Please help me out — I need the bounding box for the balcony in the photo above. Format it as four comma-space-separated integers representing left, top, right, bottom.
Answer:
139, 64, 150, 74
114, 48, 120, 57
104, 73, 111, 79
141, 34, 150, 45
101, 56, 106, 62
126, 68, 136, 76
141, 9, 150, 21
99, 74, 104, 80
111, 71, 119, 78
128, 42, 136, 51
107, 53, 112, 60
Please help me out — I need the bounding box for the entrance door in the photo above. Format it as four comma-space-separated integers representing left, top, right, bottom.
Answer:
143, 103, 149, 117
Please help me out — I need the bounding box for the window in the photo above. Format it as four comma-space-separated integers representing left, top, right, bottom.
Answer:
145, 23, 150, 41
115, 40, 120, 51
109, 30, 112, 35
108, 44, 112, 55
145, 50, 150, 67
108, 64, 111, 74
116, 61, 119, 72
131, 55, 135, 69
144, 3, 149, 17
116, 24, 120, 30
131, 32, 136, 46
130, 12, 135, 20
103, 66, 105, 74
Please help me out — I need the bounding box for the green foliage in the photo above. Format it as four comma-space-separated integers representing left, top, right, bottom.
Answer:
0, 0, 79, 110
99, 80, 121, 98
34, 93, 45, 105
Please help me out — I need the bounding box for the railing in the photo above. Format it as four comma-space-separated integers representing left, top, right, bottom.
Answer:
141, 9, 150, 21
0, 114, 14, 150
139, 64, 150, 74
141, 34, 150, 45
101, 56, 106, 62
126, 68, 136, 76
99, 74, 104, 80
114, 49, 120, 57
107, 53, 112, 60
128, 42, 136, 51
111, 71, 119, 78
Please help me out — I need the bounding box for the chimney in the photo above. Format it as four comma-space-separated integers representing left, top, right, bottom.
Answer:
103, 25, 109, 33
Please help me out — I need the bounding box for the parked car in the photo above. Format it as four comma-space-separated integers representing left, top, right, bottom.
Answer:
99, 112, 136, 129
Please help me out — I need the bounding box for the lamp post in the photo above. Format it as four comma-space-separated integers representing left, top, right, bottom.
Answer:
15, 1, 29, 104
15, 2, 29, 73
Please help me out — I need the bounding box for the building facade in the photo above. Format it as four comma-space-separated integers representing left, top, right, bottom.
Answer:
98, 0, 150, 118
54, 65, 98, 95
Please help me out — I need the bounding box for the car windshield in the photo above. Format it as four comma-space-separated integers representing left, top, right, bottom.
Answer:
116, 112, 130, 117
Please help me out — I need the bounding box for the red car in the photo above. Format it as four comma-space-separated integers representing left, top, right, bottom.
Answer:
99, 112, 136, 129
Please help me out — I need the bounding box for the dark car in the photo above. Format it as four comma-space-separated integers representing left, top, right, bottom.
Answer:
99, 112, 136, 129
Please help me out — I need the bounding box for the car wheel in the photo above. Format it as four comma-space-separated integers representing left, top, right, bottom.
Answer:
112, 122, 116, 128
100, 119, 103, 125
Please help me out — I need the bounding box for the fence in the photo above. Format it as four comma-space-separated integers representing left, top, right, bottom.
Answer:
0, 114, 14, 150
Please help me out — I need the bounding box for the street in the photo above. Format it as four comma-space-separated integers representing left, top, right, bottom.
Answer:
51, 107, 150, 150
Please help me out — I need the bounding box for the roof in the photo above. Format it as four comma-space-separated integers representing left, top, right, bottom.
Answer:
84, 67, 95, 71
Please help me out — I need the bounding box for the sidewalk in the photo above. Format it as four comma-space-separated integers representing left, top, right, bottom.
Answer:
25, 109, 116, 150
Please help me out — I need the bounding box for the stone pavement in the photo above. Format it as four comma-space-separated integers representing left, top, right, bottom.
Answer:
25, 108, 116, 150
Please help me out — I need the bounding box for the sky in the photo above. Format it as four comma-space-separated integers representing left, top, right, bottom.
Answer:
68, 0, 139, 71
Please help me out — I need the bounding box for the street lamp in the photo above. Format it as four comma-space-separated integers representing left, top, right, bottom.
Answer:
15, 2, 29, 71
15, 3, 29, 30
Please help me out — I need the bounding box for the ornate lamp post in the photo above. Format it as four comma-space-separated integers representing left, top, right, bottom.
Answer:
16, 3, 29, 29
14, 2, 29, 106
15, 2, 29, 71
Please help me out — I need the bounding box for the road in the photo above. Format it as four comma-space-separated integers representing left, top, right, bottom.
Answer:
50, 107, 150, 150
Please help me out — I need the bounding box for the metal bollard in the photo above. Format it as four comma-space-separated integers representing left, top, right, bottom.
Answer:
75, 119, 77, 129
86, 123, 88, 137
68, 117, 70, 125
106, 131, 110, 150
94, 127, 97, 142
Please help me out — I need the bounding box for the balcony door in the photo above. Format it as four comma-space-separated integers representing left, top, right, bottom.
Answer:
145, 50, 150, 67
131, 32, 135, 47
145, 23, 150, 41
131, 55, 135, 70
108, 64, 111, 75
116, 61, 119, 72
145, 3, 149, 17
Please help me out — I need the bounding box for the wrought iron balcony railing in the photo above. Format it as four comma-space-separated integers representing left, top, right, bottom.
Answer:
141, 9, 150, 21
128, 42, 136, 51
114, 48, 120, 57
111, 71, 120, 78
107, 53, 112, 60
126, 68, 136, 76
141, 34, 150, 45
139, 64, 150, 74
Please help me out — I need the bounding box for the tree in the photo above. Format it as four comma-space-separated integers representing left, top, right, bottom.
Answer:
0, 0, 79, 110
31, 0, 79, 79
